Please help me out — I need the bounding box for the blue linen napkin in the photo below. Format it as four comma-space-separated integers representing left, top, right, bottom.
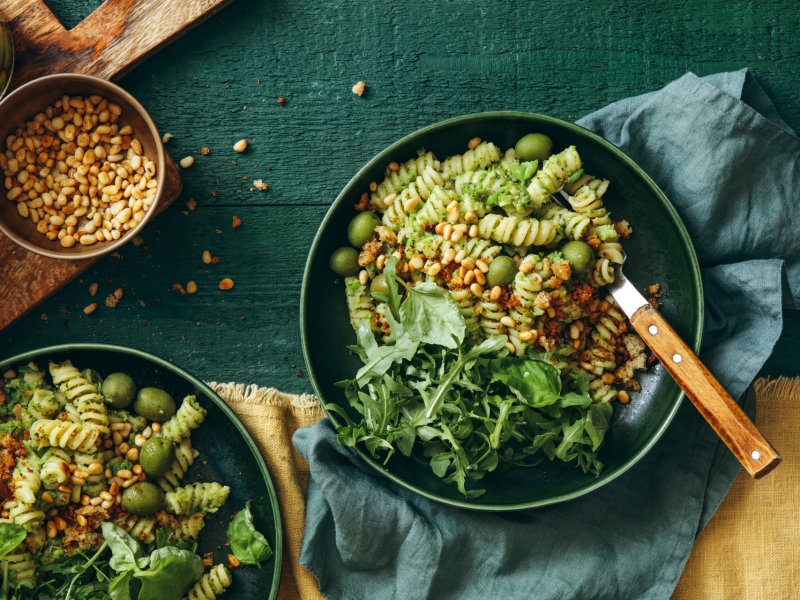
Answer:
293, 70, 799, 600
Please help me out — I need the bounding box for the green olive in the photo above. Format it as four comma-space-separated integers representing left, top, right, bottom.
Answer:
487, 256, 518, 288
369, 273, 388, 295
330, 247, 360, 277
133, 387, 176, 422
121, 482, 164, 516
561, 240, 595, 273
102, 372, 137, 409
347, 211, 381, 248
515, 133, 553, 162
139, 437, 176, 478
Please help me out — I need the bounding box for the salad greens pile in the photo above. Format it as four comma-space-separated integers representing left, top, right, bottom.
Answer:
0, 503, 271, 600
331, 257, 614, 498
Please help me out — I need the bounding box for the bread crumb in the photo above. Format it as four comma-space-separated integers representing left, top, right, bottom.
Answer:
132, 236, 144, 247
278, 97, 285, 105
232, 215, 242, 229
186, 198, 197, 211
201, 147, 210, 155
171, 282, 187, 296
352, 81, 365, 96
219, 278, 234, 291
254, 179, 268, 190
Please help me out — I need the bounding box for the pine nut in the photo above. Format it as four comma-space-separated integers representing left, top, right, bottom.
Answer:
470, 283, 483, 297
475, 260, 489, 273
474, 270, 486, 285
427, 263, 442, 277
70, 475, 87, 486
109, 482, 120, 495
570, 324, 580, 339
132, 465, 143, 475
434, 222, 446, 235
105, 469, 113, 479
376, 255, 386, 270
142, 426, 153, 438
122, 476, 138, 488
546, 307, 556, 318
54, 516, 67, 531
186, 281, 198, 294
233, 139, 248, 153
87, 463, 104, 475
80, 494, 91, 505
358, 270, 369, 285
76, 515, 88, 527
229, 554, 242, 568
461, 257, 476, 270
464, 210, 477, 222
442, 248, 456, 265
519, 261, 533, 274
450, 229, 464, 243
46, 520, 57, 538
134, 434, 147, 447
151, 422, 161, 433
369, 181, 377, 192
58, 485, 72, 494
500, 316, 516, 328
116, 469, 132, 479
618, 390, 630, 404
112, 432, 123, 445
101, 499, 113, 509
90, 496, 103, 506
468, 137, 481, 150
580, 362, 595, 371
403, 197, 420, 211
388, 161, 400, 172
409, 255, 424, 271
446, 200, 459, 212
464, 270, 475, 285
110, 422, 126, 431
100, 491, 113, 501
180, 156, 194, 168
454, 250, 466, 263
601, 373, 615, 384
489, 285, 502, 301
576, 320, 585, 331
442, 224, 453, 240
519, 330, 538, 342
126, 448, 139, 462
46, 508, 59, 519
505, 342, 516, 353
202, 250, 212, 264
41, 491, 54, 503
382, 192, 397, 206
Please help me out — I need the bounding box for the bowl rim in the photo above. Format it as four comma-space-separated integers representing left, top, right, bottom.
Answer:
0, 22, 14, 101
0, 73, 166, 260
301, 110, 704, 511
0, 342, 283, 596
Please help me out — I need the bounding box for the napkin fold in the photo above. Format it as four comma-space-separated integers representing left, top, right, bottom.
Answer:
293, 70, 799, 600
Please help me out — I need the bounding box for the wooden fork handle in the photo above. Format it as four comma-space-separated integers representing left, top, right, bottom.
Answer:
630, 304, 781, 479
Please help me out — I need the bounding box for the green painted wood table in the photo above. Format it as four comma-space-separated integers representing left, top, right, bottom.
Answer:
3, 0, 799, 397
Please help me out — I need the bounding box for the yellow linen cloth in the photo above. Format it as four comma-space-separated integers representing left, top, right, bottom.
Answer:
209, 377, 799, 600
673, 377, 800, 599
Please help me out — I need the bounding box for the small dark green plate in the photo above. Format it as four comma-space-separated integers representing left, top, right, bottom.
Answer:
0, 344, 282, 597
301, 111, 703, 511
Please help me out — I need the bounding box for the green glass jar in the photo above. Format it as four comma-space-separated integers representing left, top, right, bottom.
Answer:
0, 21, 13, 100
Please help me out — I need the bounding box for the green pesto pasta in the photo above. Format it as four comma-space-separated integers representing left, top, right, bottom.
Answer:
338, 137, 649, 405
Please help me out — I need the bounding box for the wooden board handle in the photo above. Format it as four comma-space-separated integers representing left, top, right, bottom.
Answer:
630, 305, 781, 478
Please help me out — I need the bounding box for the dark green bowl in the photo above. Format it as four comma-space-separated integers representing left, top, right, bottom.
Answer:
301, 111, 703, 510
0, 344, 282, 597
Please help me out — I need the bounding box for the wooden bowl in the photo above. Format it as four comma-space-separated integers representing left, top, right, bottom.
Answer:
301, 111, 704, 510
0, 73, 165, 259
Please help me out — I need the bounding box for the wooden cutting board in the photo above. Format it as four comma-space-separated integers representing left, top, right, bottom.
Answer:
0, 0, 236, 331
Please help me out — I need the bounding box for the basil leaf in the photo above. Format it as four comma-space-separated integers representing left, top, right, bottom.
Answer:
135, 551, 203, 600
102, 522, 148, 572
398, 282, 465, 349
108, 570, 134, 600
0, 524, 26, 559
585, 402, 614, 451
489, 358, 562, 407
227, 501, 274, 568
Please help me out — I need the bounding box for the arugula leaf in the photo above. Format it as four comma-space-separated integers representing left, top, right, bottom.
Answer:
354, 321, 418, 387
0, 524, 26, 559
398, 282, 465, 348
489, 357, 562, 407
553, 414, 587, 461
108, 570, 134, 600
101, 523, 149, 572
134, 549, 203, 600
370, 256, 402, 319
585, 402, 614, 451
227, 501, 273, 567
